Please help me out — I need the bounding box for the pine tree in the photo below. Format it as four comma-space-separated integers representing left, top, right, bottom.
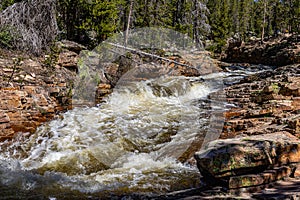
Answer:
57, 0, 89, 43
80, 0, 123, 41
239, 0, 252, 41
231, 0, 240, 34
285, 0, 300, 33
0, 0, 13, 11
207, 0, 230, 52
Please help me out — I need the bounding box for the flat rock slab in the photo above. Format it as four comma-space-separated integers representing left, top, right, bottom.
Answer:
194, 132, 300, 180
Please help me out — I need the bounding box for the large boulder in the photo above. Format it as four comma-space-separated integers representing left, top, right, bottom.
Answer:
194, 132, 300, 187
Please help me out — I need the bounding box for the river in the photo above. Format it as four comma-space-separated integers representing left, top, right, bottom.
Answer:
0, 64, 272, 199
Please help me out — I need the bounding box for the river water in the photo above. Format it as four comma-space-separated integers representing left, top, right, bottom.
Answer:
0, 65, 270, 199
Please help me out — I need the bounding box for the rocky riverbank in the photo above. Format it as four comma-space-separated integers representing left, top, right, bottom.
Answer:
187, 66, 300, 199
158, 35, 300, 199
157, 64, 300, 200
0, 48, 76, 141
223, 64, 300, 138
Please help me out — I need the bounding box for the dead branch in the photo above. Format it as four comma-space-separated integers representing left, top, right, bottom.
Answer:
105, 42, 198, 70
0, 0, 58, 55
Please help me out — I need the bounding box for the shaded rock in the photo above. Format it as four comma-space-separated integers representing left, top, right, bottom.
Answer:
251, 178, 300, 199
286, 115, 300, 136
168, 64, 200, 77
292, 163, 300, 178
228, 166, 292, 189
279, 79, 300, 97
223, 34, 300, 66
56, 40, 87, 54
227, 33, 243, 51
101, 62, 120, 85
57, 50, 78, 70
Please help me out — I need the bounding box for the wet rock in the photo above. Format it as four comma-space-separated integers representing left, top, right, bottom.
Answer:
95, 83, 112, 103
194, 132, 300, 186
36, 151, 110, 176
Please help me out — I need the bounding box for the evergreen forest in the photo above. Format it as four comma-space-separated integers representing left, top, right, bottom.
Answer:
0, 0, 299, 53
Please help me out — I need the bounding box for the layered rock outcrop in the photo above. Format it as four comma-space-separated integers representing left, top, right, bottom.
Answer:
0, 45, 78, 141
223, 64, 300, 139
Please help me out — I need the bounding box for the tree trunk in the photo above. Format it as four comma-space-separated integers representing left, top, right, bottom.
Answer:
261, 0, 266, 42
124, 0, 133, 46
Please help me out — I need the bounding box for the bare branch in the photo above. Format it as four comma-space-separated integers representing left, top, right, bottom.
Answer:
105, 41, 198, 70
0, 0, 58, 55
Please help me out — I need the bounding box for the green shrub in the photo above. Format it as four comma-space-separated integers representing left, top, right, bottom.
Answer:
0, 0, 15, 11
0, 26, 14, 49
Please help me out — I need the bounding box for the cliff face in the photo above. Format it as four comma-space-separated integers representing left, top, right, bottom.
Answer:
223, 34, 300, 67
